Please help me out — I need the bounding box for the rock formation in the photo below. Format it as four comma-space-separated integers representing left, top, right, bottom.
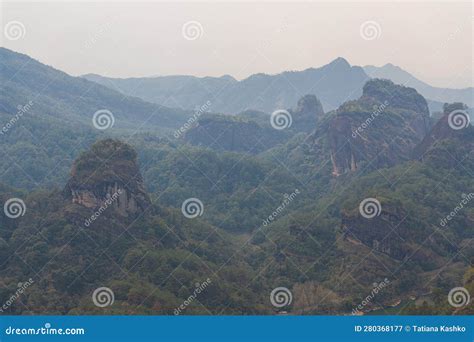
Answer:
328, 115, 359, 176
290, 94, 325, 133
413, 102, 473, 160
63, 139, 150, 217
341, 204, 410, 260
183, 115, 281, 154
183, 95, 325, 154
324, 79, 432, 176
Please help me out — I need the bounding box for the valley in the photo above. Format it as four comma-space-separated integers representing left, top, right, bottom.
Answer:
0, 47, 473, 316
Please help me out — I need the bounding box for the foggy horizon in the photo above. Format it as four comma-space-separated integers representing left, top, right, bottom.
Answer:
2, 1, 472, 89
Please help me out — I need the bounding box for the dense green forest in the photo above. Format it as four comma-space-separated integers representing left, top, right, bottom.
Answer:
0, 48, 472, 315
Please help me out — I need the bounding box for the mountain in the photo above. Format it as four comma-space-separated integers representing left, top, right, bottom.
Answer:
63, 139, 151, 216
267, 79, 431, 181
0, 47, 192, 132
413, 102, 473, 160
0, 139, 272, 314
1, 48, 473, 316
83, 57, 369, 113
183, 94, 324, 154
83, 58, 472, 118
1, 102, 472, 316
0, 47, 195, 190
183, 114, 283, 154
82, 73, 236, 112
364, 63, 473, 109
253, 97, 473, 314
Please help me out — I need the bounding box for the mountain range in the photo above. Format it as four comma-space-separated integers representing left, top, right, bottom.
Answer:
83, 58, 473, 115
83, 58, 368, 113
363, 63, 473, 109
0, 47, 473, 316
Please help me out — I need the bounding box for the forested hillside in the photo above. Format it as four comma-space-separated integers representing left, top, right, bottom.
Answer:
1, 48, 472, 315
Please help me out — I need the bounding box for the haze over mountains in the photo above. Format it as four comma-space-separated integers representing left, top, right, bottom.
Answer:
364, 63, 473, 110
1, 47, 473, 316
0, 47, 194, 189
83, 57, 473, 115
83, 57, 367, 114
0, 48, 193, 133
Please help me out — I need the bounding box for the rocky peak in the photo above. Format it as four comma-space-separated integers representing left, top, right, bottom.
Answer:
290, 94, 325, 133
362, 79, 430, 118
294, 95, 324, 118
413, 102, 473, 160
324, 80, 433, 177
325, 57, 351, 70
64, 139, 150, 217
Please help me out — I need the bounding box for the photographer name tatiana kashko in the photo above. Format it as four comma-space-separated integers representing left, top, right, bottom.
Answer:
411, 325, 466, 333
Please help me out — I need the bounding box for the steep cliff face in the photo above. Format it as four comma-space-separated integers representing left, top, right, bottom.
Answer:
341, 204, 410, 260
323, 79, 431, 176
328, 116, 359, 176
63, 139, 150, 217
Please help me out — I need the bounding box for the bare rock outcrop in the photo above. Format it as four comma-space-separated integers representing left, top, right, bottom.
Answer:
64, 139, 150, 217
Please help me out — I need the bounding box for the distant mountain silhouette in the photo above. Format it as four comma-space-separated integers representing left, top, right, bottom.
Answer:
364, 63, 473, 110
83, 57, 369, 114
0, 47, 191, 132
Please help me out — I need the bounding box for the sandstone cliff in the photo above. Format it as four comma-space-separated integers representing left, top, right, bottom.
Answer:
63, 139, 150, 217
323, 79, 431, 176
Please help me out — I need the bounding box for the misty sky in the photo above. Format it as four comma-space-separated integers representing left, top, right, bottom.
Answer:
1, 1, 472, 88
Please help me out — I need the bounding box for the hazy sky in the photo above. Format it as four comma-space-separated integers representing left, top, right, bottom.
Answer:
1, 1, 472, 88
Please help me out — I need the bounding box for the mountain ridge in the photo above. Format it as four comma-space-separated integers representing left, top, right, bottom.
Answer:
82, 57, 472, 115
82, 57, 369, 114
0, 47, 192, 131
363, 63, 473, 108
